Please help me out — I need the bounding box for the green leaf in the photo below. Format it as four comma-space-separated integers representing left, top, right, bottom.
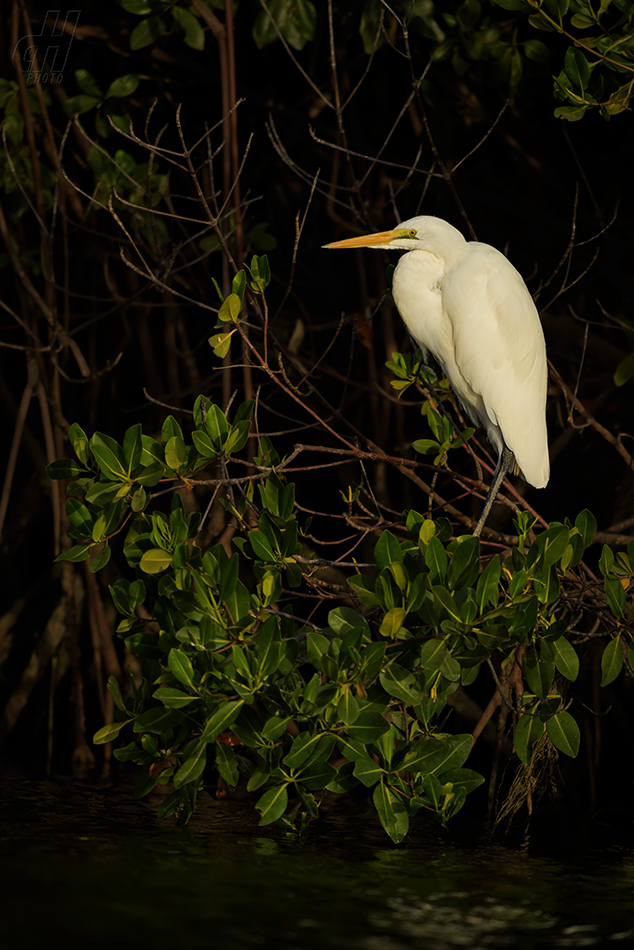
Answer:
55, 542, 93, 563
543, 0, 570, 15
614, 353, 634, 387
523, 38, 549, 63
420, 639, 447, 673
374, 531, 403, 571
546, 711, 580, 757
457, 0, 482, 24
136, 461, 165, 486
402, 734, 471, 774
514, 713, 545, 764
133, 707, 184, 734
209, 331, 233, 359
412, 438, 440, 455
523, 648, 555, 700
249, 529, 277, 561
348, 574, 380, 607
168, 647, 195, 689
344, 709, 390, 743
298, 759, 337, 791
245, 254, 271, 293
325, 760, 358, 793
140, 435, 164, 466
64, 94, 100, 115
91, 434, 127, 481
380, 662, 422, 704
373, 782, 409, 844
174, 746, 206, 788
46, 458, 87, 479
89, 542, 111, 573
256, 784, 289, 825
105, 74, 140, 98
425, 537, 447, 583
441, 768, 485, 795
554, 104, 588, 122
164, 435, 186, 472
225, 420, 251, 455
201, 700, 244, 742
125, 632, 163, 660
261, 714, 292, 741
253, 0, 317, 50
290, 734, 337, 771
75, 69, 103, 98
66, 498, 93, 534
121, 0, 166, 11
599, 544, 614, 576
600, 637, 623, 686
337, 690, 360, 724
551, 637, 579, 681
140, 548, 173, 574
131, 486, 148, 512
191, 430, 218, 458
533, 564, 560, 606
564, 47, 591, 91
93, 719, 134, 744
215, 741, 239, 786
379, 606, 408, 638
218, 293, 242, 323
537, 525, 570, 570
122, 423, 143, 472
604, 576, 626, 619
106, 675, 127, 713
476, 555, 500, 611
68, 424, 92, 467
113, 742, 141, 763
246, 760, 270, 792
130, 14, 167, 49
353, 757, 384, 787
575, 509, 596, 548
328, 606, 370, 638
570, 13, 594, 27
153, 686, 196, 708
205, 404, 230, 446
171, 5, 205, 49
448, 536, 480, 590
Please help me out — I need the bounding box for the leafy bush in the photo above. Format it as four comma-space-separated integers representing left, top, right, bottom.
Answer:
47, 257, 633, 840
3, 0, 632, 841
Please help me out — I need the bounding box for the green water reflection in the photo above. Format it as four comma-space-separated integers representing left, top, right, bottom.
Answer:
1, 772, 633, 949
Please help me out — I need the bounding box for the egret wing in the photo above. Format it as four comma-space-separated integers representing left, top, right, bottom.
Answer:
442, 244, 549, 487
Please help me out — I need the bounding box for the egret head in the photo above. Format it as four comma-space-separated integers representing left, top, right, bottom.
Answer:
323, 215, 467, 262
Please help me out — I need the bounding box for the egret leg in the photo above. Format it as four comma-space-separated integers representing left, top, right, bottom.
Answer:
472, 445, 514, 538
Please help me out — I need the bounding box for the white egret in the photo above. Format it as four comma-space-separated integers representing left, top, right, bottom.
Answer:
324, 215, 549, 536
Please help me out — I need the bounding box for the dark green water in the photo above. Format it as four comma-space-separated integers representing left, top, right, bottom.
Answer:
1, 770, 633, 949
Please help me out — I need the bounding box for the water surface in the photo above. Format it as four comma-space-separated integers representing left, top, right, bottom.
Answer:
1, 769, 632, 949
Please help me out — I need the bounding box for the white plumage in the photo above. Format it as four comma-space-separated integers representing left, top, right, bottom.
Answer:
324, 215, 549, 534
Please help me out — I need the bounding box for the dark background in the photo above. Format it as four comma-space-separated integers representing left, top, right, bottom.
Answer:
0, 0, 632, 810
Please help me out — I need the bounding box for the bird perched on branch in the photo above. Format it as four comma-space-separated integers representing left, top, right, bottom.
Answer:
324, 215, 549, 536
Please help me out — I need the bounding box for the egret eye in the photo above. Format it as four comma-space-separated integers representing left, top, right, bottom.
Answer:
408, 230, 417, 237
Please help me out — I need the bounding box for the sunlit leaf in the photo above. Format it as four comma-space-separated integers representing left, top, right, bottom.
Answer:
514, 713, 545, 764
140, 548, 172, 574
256, 784, 288, 825
373, 781, 409, 844
546, 711, 580, 757
600, 637, 623, 686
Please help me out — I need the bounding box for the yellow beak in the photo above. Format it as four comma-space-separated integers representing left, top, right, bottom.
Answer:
322, 228, 413, 249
